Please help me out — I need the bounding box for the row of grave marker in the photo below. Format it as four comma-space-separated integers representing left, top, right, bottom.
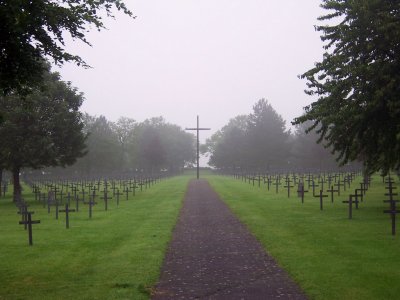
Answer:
230, 171, 369, 209
230, 171, 397, 236
14, 174, 168, 246
383, 176, 399, 235
233, 172, 362, 198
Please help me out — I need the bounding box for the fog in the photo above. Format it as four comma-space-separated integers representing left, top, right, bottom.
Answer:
56, 0, 325, 144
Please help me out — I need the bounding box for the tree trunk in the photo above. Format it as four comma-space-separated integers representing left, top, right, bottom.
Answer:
12, 166, 21, 202
0, 169, 3, 196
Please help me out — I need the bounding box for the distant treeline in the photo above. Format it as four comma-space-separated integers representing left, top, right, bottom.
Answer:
45, 99, 358, 177
44, 115, 196, 176
202, 99, 361, 173
31, 98, 363, 178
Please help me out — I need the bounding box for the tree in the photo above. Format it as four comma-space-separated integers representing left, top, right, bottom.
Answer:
138, 126, 165, 172
72, 114, 120, 175
290, 121, 339, 171
159, 124, 196, 172
0, 168, 3, 195
0, 65, 86, 200
203, 115, 249, 170
134, 117, 196, 173
112, 117, 136, 171
52, 115, 196, 175
0, 0, 133, 95
293, 0, 400, 175
204, 99, 291, 172
247, 99, 290, 170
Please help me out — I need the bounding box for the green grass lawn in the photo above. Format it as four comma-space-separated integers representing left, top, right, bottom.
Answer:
2, 172, 399, 300
0, 175, 191, 300
206, 174, 400, 300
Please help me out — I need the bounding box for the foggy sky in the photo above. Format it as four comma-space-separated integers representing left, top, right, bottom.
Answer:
56, 0, 325, 143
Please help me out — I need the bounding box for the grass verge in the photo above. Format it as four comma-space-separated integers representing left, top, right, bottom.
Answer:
207, 174, 400, 300
0, 176, 190, 300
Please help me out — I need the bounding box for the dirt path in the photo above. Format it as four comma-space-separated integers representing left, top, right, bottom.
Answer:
152, 179, 307, 299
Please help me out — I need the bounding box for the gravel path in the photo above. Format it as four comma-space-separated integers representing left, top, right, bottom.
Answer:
152, 179, 307, 299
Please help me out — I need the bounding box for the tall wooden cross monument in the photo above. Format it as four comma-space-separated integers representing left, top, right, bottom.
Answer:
186, 116, 211, 179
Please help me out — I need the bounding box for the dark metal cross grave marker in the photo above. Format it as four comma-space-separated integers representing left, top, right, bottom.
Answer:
55, 200, 61, 220
185, 115, 211, 179
145, 178, 151, 189
33, 185, 40, 202
292, 174, 298, 185
59, 204, 76, 229
52, 186, 60, 202
132, 182, 138, 196
16, 202, 29, 230
19, 212, 40, 246
315, 190, 328, 210
363, 176, 371, 190
359, 182, 367, 196
311, 180, 319, 197
80, 189, 87, 202
354, 189, 363, 207
124, 186, 130, 200
101, 191, 112, 211
384, 204, 400, 235
383, 179, 399, 235
318, 177, 325, 191
65, 192, 72, 205
85, 196, 97, 219
138, 180, 145, 192
385, 180, 397, 199
343, 195, 353, 219
284, 178, 294, 198
348, 173, 355, 186
75, 195, 80, 212
275, 177, 281, 194
71, 185, 78, 199
47, 191, 55, 214
111, 184, 117, 197
342, 177, 348, 191
266, 176, 272, 191
248, 176, 253, 185
327, 175, 332, 188
334, 180, 344, 196
115, 189, 123, 206
297, 182, 309, 204
327, 185, 339, 203
306, 174, 313, 189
